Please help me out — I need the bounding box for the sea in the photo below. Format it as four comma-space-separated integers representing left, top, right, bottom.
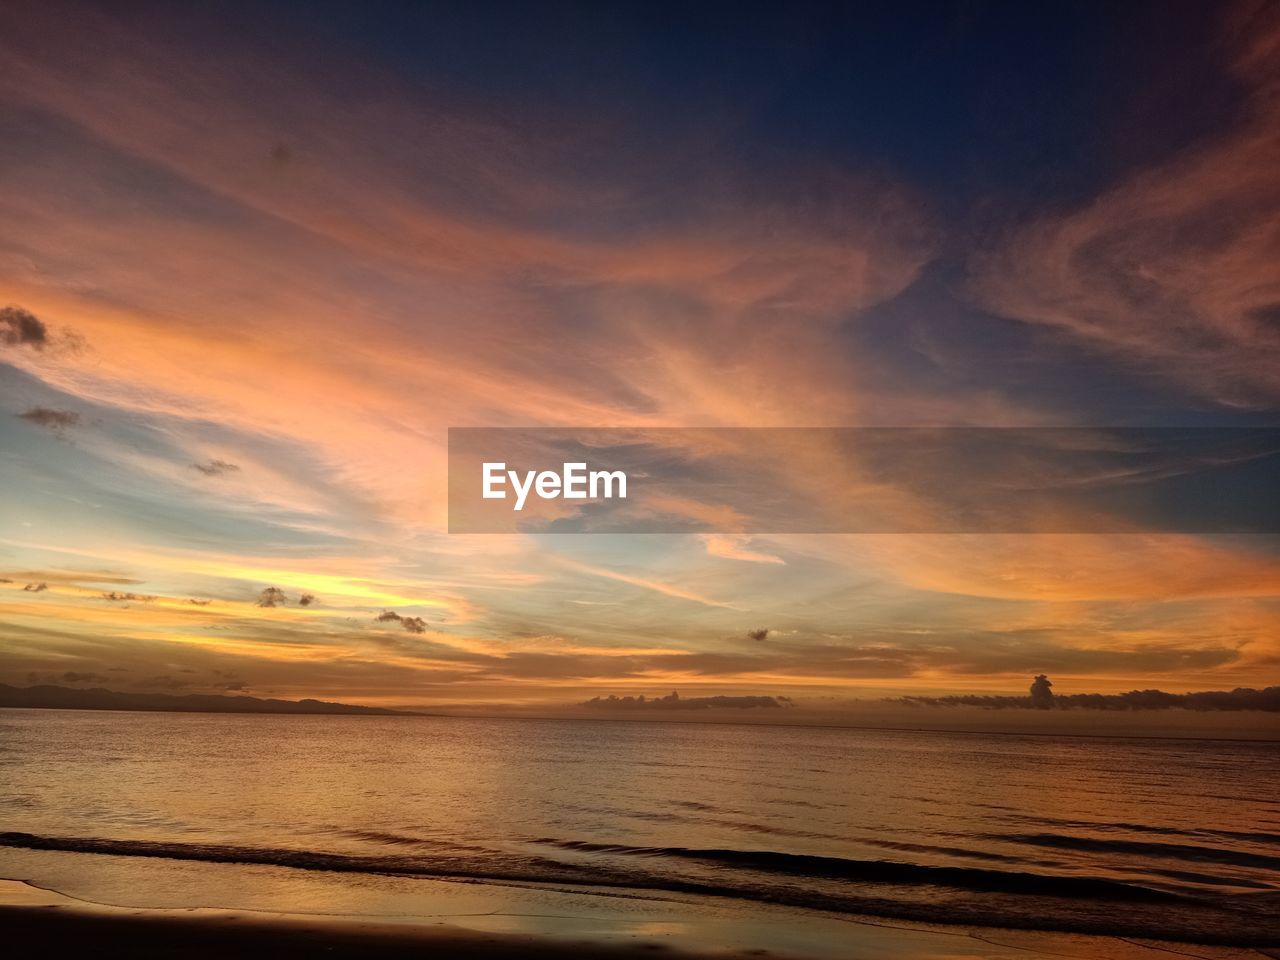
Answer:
1, 709, 1277, 947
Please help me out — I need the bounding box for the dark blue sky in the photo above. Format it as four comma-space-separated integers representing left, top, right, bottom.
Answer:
274, 0, 1244, 215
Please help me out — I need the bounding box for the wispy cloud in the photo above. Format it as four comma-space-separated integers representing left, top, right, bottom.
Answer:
701, 534, 784, 565
972, 3, 1280, 406
553, 557, 737, 609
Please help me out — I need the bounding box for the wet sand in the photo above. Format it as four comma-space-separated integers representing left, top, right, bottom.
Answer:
3, 902, 783, 960
5, 878, 1277, 960
2, 878, 785, 960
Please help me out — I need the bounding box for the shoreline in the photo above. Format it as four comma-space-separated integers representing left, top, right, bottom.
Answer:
5, 877, 806, 960
4, 875, 1277, 960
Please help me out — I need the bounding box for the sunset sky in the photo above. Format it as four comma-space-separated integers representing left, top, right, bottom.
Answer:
2, 0, 1278, 707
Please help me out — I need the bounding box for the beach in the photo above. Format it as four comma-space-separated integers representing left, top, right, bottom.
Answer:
2, 876, 797, 960
6, 875, 1278, 960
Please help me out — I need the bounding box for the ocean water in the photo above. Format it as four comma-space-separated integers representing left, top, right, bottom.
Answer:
1, 709, 1277, 946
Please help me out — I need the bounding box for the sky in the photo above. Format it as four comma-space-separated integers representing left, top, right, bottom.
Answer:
1, 0, 1278, 708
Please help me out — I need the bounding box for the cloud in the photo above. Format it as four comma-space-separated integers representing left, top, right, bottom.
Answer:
855, 534, 1280, 603
140, 673, 192, 691
23, 582, 48, 592
554, 556, 736, 608
747, 628, 770, 642
701, 534, 785, 565
101, 591, 156, 602
375, 610, 428, 634
971, 2, 1280, 406
192, 459, 241, 477
581, 691, 786, 710
61, 671, 109, 684
2, 569, 143, 587
256, 586, 287, 607
298, 593, 318, 607
0, 305, 47, 349
17, 407, 79, 431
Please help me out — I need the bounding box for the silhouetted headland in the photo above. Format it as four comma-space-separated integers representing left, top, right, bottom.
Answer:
0, 684, 414, 716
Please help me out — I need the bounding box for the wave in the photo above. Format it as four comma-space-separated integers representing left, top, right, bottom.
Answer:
855, 837, 1036, 864
1, 829, 1166, 900
2, 830, 1275, 947
329, 829, 494, 853
536, 839, 1179, 901
992, 832, 1280, 870
1010, 816, 1280, 847
0, 831, 606, 888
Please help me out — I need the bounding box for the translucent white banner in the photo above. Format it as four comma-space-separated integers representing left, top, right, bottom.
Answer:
448, 427, 1280, 534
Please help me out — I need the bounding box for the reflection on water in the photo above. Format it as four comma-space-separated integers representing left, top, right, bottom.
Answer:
0, 709, 1277, 945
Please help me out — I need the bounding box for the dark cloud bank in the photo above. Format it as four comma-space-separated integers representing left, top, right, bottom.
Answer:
582, 691, 793, 711
898, 687, 1280, 712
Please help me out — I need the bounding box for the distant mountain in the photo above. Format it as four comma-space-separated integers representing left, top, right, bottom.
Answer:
0, 684, 412, 716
